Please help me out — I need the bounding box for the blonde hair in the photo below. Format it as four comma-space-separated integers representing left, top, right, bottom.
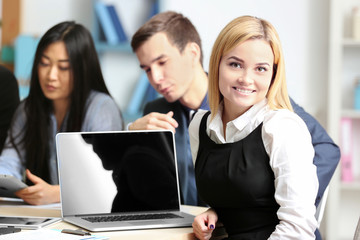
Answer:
208, 16, 293, 118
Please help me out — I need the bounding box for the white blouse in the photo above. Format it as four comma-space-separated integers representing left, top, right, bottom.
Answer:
189, 99, 318, 239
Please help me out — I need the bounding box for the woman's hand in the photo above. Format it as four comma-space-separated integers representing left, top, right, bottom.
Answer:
192, 208, 218, 240
15, 169, 60, 205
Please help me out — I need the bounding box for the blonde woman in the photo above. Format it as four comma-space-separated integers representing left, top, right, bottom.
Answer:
189, 16, 318, 239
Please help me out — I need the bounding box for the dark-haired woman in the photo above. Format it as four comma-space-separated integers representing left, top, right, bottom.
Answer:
0, 21, 123, 205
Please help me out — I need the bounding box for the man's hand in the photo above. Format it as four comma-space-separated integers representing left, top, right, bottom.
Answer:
129, 111, 178, 133
15, 169, 60, 205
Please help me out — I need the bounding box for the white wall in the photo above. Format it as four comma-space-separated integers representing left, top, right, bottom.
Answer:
17, 0, 330, 126
20, 0, 92, 36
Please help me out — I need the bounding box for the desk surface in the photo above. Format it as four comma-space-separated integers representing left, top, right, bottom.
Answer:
0, 198, 226, 240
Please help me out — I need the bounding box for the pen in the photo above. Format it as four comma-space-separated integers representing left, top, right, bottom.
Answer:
61, 228, 91, 236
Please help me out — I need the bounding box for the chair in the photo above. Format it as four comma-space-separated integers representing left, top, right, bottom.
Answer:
315, 185, 329, 226
354, 216, 360, 240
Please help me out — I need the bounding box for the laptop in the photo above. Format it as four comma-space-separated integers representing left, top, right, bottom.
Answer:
55, 130, 195, 232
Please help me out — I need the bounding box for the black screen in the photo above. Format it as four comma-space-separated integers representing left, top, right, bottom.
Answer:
57, 131, 180, 216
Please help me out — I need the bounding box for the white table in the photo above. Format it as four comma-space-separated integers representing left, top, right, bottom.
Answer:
0, 198, 227, 239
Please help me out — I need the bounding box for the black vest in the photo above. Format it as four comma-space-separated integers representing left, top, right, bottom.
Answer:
195, 112, 279, 239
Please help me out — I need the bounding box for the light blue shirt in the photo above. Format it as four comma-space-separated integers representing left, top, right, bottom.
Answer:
0, 91, 123, 184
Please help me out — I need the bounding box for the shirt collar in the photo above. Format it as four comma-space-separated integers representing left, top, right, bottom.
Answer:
231, 98, 268, 131
208, 99, 268, 140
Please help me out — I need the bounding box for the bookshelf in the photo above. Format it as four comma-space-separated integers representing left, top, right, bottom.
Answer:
342, 109, 360, 118
327, 0, 360, 239
91, 0, 161, 124
343, 38, 360, 46
92, 0, 131, 53
91, 0, 159, 54
341, 181, 360, 191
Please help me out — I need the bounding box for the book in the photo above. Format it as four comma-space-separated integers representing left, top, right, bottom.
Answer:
94, 1, 119, 45
106, 5, 128, 42
340, 117, 353, 182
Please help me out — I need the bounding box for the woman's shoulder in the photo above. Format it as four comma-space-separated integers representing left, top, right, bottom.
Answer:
190, 109, 209, 126
194, 109, 209, 119
6, 101, 28, 134
86, 91, 118, 108
82, 91, 123, 131
263, 108, 309, 134
12, 101, 27, 119
189, 109, 211, 135
84, 91, 121, 117
87, 90, 113, 102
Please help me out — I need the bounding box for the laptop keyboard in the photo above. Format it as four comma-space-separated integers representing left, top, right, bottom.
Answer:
83, 213, 183, 223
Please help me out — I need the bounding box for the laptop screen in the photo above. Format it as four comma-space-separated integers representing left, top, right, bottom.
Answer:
56, 130, 180, 216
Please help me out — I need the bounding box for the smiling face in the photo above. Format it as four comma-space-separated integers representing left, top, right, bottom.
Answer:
219, 39, 274, 120
135, 32, 195, 103
38, 41, 73, 106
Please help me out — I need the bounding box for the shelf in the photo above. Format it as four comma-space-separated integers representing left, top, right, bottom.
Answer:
343, 38, 360, 47
342, 109, 360, 118
92, 0, 159, 55
95, 41, 132, 53
327, 1, 360, 239
341, 181, 360, 191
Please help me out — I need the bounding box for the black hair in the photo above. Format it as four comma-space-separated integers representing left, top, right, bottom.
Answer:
10, 21, 111, 184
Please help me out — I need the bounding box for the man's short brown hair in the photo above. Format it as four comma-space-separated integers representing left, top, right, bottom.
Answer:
131, 11, 203, 65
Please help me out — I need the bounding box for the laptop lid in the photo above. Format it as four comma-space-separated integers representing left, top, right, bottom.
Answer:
55, 130, 194, 231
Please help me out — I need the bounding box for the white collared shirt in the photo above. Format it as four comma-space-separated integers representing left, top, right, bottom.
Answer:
189, 99, 318, 239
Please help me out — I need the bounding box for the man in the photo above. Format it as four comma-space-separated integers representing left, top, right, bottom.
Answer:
0, 65, 20, 153
130, 11, 208, 206
129, 11, 340, 216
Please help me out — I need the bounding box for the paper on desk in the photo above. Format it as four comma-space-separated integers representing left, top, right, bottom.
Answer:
14, 202, 61, 210
0, 197, 61, 210
0, 229, 109, 240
